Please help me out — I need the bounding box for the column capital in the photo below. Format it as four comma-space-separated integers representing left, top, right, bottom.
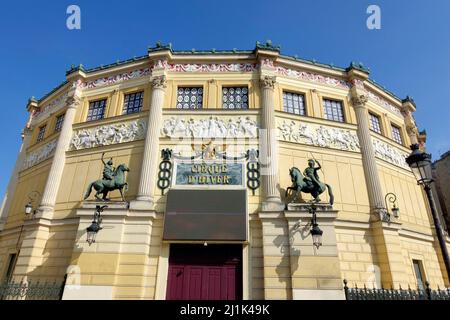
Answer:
151, 75, 167, 89
350, 85, 368, 109
65, 94, 82, 109
260, 75, 277, 90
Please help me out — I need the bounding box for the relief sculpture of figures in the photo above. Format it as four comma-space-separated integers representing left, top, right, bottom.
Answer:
286, 159, 334, 205
84, 152, 130, 202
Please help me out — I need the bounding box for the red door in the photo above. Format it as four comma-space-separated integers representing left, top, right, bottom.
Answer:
166, 244, 242, 300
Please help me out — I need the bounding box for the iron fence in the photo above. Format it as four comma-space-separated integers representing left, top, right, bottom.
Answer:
0, 277, 66, 300
344, 279, 450, 300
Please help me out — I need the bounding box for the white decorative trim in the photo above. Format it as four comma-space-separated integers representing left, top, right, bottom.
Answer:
78, 68, 151, 89
161, 116, 258, 138
275, 65, 351, 89
62, 285, 113, 300
33, 93, 69, 120
372, 138, 410, 169
367, 91, 402, 116
293, 289, 345, 300
22, 139, 57, 170
277, 119, 360, 152
167, 63, 258, 73
70, 119, 147, 150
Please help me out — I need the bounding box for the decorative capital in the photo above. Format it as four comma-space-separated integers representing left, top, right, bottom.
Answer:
351, 94, 368, 108
151, 75, 167, 89
66, 95, 82, 108
260, 75, 276, 89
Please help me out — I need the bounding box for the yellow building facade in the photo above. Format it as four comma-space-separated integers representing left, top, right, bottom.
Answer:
0, 42, 449, 300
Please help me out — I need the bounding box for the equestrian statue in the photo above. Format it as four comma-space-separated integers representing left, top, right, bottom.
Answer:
84, 153, 129, 202
286, 159, 334, 205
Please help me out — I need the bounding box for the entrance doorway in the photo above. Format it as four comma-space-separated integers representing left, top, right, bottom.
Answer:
166, 244, 242, 300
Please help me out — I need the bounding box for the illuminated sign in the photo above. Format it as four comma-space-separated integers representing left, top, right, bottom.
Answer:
173, 162, 244, 187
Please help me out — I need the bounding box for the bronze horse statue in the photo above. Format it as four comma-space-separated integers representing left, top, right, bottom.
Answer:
285, 167, 334, 205
84, 164, 129, 201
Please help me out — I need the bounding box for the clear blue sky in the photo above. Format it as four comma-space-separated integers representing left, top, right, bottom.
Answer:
0, 0, 449, 197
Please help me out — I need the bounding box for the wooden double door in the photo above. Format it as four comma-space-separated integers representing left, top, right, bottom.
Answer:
166, 244, 242, 300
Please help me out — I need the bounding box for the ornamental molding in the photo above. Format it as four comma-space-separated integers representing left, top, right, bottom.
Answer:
33, 93, 69, 120
275, 65, 351, 89
70, 119, 147, 150
367, 91, 402, 116
372, 138, 410, 169
161, 116, 259, 139
166, 63, 258, 73
277, 119, 360, 152
22, 139, 58, 170
77, 68, 151, 89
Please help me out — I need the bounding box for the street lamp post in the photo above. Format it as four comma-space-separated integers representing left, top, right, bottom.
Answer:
406, 144, 450, 281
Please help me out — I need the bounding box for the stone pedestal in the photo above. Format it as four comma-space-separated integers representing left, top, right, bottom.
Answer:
63, 201, 161, 300
259, 203, 344, 300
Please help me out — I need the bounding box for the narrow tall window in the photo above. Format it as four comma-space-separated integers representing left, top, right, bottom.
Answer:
283, 91, 306, 115
369, 113, 382, 134
323, 99, 344, 122
86, 99, 107, 122
412, 260, 426, 290
222, 87, 249, 109
4, 253, 17, 283
54, 114, 65, 133
176, 87, 203, 109
391, 124, 403, 145
123, 91, 144, 114
37, 125, 46, 142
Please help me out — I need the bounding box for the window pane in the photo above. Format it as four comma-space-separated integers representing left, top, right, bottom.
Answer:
222, 87, 248, 109
54, 114, 65, 132
323, 99, 344, 123
392, 125, 403, 144
37, 125, 46, 142
122, 92, 143, 114
369, 113, 382, 134
176, 87, 203, 109
283, 91, 305, 115
87, 99, 107, 121
413, 260, 426, 290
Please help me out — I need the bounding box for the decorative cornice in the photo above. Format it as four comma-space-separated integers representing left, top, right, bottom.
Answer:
78, 68, 151, 89
275, 65, 351, 89
33, 92, 69, 119
151, 75, 167, 89
166, 62, 258, 73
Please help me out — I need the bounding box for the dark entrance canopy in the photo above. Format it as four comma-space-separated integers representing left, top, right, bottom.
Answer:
163, 189, 247, 241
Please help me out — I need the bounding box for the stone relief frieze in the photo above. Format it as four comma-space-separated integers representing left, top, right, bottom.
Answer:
70, 119, 147, 150
161, 116, 258, 139
372, 138, 410, 169
22, 139, 58, 170
277, 119, 360, 152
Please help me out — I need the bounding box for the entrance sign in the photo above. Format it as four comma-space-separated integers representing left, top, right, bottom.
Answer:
173, 161, 244, 187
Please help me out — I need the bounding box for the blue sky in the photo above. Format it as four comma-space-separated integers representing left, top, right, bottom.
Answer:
0, 0, 449, 197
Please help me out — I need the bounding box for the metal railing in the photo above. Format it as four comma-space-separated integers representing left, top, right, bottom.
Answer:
344, 279, 450, 300
0, 277, 66, 300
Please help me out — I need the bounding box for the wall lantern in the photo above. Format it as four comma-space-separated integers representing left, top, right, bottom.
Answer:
308, 203, 323, 249
405, 144, 433, 186
383, 193, 400, 222
24, 191, 41, 218
86, 205, 107, 246
405, 144, 450, 281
